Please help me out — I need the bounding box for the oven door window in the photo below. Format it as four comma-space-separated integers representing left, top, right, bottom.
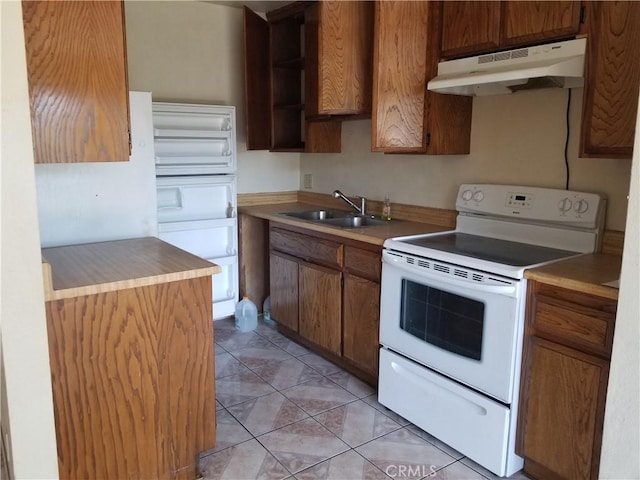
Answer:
400, 279, 484, 360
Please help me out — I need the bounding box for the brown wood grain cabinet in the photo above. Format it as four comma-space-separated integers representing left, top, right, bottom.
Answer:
579, 1, 640, 159
517, 281, 617, 480
243, 1, 373, 153
372, 1, 472, 154
440, 1, 581, 59
22, 0, 131, 163
269, 223, 381, 384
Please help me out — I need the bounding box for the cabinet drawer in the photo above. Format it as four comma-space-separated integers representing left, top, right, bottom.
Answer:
270, 227, 342, 268
344, 246, 381, 281
531, 291, 616, 358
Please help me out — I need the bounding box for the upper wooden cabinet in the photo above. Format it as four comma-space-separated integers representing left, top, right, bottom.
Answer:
22, 1, 131, 163
372, 1, 472, 154
579, 1, 640, 159
243, 1, 373, 153
441, 1, 581, 59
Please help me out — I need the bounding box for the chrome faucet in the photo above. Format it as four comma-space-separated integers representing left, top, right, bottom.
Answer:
333, 190, 366, 216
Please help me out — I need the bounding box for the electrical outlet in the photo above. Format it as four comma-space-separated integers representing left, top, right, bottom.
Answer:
303, 173, 313, 189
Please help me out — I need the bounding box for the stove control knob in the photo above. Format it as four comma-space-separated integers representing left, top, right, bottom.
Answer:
462, 189, 473, 201
558, 197, 573, 213
574, 199, 589, 214
472, 190, 484, 202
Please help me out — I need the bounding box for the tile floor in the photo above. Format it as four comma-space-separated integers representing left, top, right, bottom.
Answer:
201, 318, 531, 480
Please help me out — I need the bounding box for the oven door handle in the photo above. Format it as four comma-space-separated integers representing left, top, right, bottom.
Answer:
383, 253, 518, 297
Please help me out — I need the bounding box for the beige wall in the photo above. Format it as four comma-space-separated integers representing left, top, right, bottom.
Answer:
301, 88, 632, 231
124, 0, 301, 194
0, 2, 59, 478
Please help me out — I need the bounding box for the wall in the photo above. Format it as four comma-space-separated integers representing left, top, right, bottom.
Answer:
301, 88, 632, 231
599, 94, 640, 479
124, 0, 300, 194
35, 92, 158, 247
0, 2, 59, 478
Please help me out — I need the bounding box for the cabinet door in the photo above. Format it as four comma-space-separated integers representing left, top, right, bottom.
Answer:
312, 1, 373, 115
270, 252, 299, 332
500, 1, 581, 48
518, 337, 609, 480
22, 1, 130, 163
299, 262, 342, 355
372, 1, 472, 154
441, 1, 501, 58
580, 1, 640, 158
343, 274, 380, 377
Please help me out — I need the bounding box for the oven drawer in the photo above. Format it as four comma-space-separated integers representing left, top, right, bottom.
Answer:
378, 348, 518, 477
270, 227, 342, 268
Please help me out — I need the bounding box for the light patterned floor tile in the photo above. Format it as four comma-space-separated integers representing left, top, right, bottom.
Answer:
216, 352, 251, 378
361, 395, 411, 426
355, 428, 456, 480
405, 425, 464, 460
326, 371, 375, 398
215, 400, 224, 411
257, 418, 350, 474
298, 353, 345, 375
313, 400, 402, 447
269, 335, 311, 357
459, 458, 530, 479
215, 342, 228, 356
216, 370, 276, 407
254, 321, 283, 340
281, 377, 358, 416
216, 330, 273, 352
200, 409, 252, 455
295, 450, 391, 480
199, 438, 290, 480
429, 460, 488, 479
227, 391, 309, 436
252, 357, 324, 390
232, 345, 294, 369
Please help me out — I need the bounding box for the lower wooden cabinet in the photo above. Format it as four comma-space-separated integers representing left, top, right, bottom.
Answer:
517, 281, 617, 480
269, 222, 381, 384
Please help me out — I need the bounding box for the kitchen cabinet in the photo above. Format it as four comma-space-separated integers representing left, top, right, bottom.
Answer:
243, 1, 373, 153
517, 281, 617, 480
269, 223, 381, 384
440, 1, 581, 59
22, 0, 130, 163
41, 238, 218, 480
372, 1, 472, 154
579, 1, 640, 158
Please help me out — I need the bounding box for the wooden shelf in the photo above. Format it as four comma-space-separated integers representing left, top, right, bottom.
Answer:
273, 57, 304, 69
273, 103, 305, 111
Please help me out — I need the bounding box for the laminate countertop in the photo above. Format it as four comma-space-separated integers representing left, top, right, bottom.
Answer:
239, 202, 451, 246
524, 253, 622, 300
42, 237, 220, 301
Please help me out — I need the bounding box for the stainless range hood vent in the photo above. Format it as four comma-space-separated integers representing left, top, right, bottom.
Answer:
428, 38, 587, 96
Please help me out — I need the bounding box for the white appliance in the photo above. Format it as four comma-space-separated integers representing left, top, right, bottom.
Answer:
153, 102, 238, 320
427, 38, 586, 96
35, 91, 158, 247
378, 184, 605, 477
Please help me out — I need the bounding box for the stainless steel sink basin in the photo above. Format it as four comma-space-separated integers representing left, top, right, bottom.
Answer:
322, 216, 389, 228
282, 209, 350, 220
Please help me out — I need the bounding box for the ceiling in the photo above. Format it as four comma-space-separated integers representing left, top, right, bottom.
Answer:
205, 1, 291, 13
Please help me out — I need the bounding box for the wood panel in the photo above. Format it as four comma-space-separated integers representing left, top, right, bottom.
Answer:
22, 1, 130, 163
305, 120, 342, 153
243, 7, 271, 150
500, 1, 581, 48
238, 214, 269, 308
299, 263, 342, 355
518, 337, 609, 480
316, 1, 373, 115
580, 1, 640, 158
343, 274, 380, 377
271, 227, 343, 268
344, 246, 381, 282
46, 277, 215, 479
441, 1, 501, 58
269, 252, 299, 332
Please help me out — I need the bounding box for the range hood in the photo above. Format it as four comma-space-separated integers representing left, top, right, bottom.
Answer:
428, 38, 586, 96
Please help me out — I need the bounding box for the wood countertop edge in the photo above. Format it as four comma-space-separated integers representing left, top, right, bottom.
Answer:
44, 265, 221, 302
524, 270, 619, 300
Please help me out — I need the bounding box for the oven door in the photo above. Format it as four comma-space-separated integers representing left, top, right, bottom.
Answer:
379, 250, 525, 403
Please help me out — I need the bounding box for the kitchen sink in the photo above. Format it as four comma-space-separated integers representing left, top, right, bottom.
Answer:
282, 209, 393, 229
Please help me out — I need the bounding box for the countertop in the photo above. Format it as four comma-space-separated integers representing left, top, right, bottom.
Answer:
524, 253, 622, 300
239, 202, 450, 246
42, 237, 221, 301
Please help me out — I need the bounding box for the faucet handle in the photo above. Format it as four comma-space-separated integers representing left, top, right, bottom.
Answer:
358, 196, 367, 216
